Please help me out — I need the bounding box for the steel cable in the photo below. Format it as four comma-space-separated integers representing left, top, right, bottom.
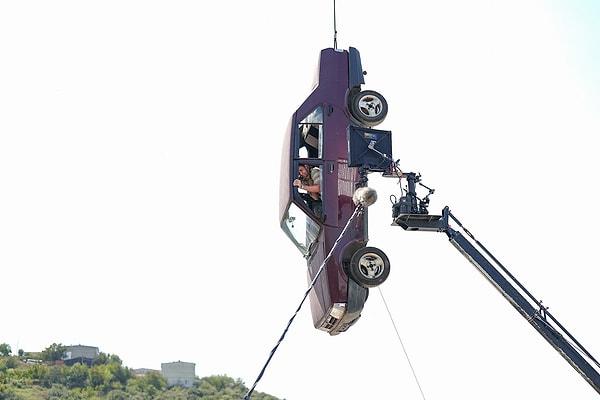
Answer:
243, 204, 364, 400
378, 286, 428, 400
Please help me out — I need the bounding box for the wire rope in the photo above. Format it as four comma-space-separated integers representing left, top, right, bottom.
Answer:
333, 0, 338, 49
378, 287, 427, 400
243, 204, 364, 400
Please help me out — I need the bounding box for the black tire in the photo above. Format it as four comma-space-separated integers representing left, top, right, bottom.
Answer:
348, 246, 390, 288
349, 90, 388, 127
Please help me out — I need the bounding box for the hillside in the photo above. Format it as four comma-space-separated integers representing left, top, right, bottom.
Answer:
0, 354, 281, 400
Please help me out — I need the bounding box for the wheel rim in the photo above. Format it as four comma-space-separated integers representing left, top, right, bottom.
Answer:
357, 252, 385, 280
358, 95, 384, 117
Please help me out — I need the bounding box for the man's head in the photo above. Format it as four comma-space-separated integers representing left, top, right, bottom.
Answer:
298, 164, 310, 178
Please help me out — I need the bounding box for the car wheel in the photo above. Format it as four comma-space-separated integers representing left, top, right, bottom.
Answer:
349, 90, 388, 127
348, 246, 390, 288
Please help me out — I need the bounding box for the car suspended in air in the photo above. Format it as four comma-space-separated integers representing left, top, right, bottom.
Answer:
279, 46, 393, 335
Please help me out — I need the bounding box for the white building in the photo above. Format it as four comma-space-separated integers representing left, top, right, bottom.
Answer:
65, 345, 99, 360
64, 345, 100, 365
161, 361, 196, 388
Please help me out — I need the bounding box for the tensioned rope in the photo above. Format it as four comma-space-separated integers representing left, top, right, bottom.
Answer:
243, 204, 365, 400
332, 0, 338, 49
378, 287, 427, 400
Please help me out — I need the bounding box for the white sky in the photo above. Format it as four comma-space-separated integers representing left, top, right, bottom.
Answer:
1, 1, 600, 399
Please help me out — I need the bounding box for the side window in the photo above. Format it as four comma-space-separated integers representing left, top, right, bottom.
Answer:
295, 163, 322, 220
298, 106, 323, 158
281, 203, 320, 256
284, 106, 325, 256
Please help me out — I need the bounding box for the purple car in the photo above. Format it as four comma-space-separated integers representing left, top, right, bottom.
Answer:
279, 47, 391, 335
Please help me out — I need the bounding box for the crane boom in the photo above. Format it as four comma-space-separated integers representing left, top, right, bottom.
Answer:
390, 172, 600, 395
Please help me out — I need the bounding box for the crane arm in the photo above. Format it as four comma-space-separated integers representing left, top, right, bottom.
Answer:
390, 173, 600, 394
444, 212, 600, 394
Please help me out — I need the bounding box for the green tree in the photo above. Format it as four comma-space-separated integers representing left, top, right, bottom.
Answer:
47, 383, 79, 400
4, 356, 17, 369
42, 365, 66, 387
127, 371, 167, 397
110, 363, 134, 387
93, 352, 122, 366
41, 343, 67, 362
106, 389, 129, 400
195, 375, 249, 400
24, 363, 47, 382
0, 343, 12, 357
0, 383, 18, 400
88, 364, 106, 389
107, 354, 122, 365
65, 362, 88, 389
143, 371, 167, 391
93, 352, 109, 366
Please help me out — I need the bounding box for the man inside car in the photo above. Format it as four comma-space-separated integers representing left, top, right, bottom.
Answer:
293, 164, 322, 219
